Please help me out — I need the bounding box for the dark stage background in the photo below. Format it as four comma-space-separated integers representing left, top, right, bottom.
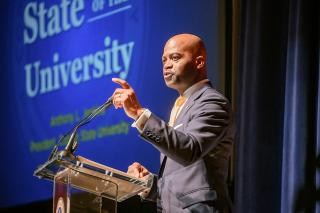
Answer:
234, 0, 320, 212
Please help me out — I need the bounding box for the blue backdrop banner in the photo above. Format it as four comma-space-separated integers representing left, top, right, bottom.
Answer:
0, 0, 222, 207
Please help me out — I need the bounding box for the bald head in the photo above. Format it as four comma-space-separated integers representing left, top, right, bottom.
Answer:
165, 34, 207, 62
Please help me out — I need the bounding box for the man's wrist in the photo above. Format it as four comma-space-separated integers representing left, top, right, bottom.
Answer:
134, 108, 145, 121
131, 109, 151, 131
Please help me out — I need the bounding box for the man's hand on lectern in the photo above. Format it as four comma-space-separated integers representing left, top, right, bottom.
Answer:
127, 162, 152, 199
127, 162, 150, 179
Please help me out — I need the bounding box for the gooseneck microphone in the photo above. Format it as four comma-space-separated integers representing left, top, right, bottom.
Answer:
48, 96, 113, 160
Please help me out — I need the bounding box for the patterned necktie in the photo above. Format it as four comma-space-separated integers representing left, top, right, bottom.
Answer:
168, 96, 186, 126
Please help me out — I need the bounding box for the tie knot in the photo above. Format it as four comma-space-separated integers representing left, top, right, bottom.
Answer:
175, 96, 186, 107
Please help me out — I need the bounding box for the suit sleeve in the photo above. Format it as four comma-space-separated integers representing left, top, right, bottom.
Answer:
139, 92, 233, 166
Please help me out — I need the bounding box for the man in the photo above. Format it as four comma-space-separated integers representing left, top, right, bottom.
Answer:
112, 33, 234, 212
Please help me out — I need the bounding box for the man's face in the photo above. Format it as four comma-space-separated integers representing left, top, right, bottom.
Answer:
162, 37, 198, 93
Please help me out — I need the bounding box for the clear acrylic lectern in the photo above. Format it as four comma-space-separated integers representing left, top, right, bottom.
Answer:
34, 152, 153, 213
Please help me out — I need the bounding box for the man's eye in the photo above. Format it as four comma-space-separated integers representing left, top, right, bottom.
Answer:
172, 56, 180, 61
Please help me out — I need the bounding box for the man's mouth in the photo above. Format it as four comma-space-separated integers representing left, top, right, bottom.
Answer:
164, 71, 174, 80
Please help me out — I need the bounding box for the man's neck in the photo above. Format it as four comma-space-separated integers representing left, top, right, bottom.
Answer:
178, 76, 207, 94
178, 78, 209, 97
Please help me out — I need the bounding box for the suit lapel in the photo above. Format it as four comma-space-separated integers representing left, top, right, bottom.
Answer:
174, 83, 211, 126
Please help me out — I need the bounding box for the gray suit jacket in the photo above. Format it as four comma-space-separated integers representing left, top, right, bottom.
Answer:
140, 83, 234, 212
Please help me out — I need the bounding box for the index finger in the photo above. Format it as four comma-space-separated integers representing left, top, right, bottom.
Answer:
112, 78, 131, 89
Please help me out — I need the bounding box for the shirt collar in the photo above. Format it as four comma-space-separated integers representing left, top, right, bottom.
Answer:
183, 79, 209, 98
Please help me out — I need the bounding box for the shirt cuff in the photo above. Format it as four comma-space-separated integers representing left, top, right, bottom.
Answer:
131, 109, 151, 132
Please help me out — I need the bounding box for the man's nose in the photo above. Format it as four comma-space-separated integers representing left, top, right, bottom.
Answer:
163, 60, 173, 69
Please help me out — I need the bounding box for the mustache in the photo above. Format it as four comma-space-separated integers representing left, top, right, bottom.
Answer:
163, 70, 175, 75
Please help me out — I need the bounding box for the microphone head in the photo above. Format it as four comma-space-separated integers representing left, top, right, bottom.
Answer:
106, 96, 113, 104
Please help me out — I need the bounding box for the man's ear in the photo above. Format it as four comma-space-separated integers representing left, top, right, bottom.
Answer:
195, 56, 205, 69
